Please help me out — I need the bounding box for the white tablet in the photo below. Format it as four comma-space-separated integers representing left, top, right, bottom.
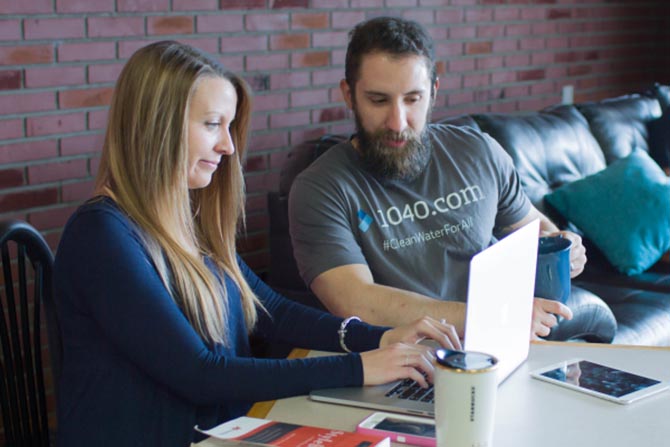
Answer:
530, 358, 670, 404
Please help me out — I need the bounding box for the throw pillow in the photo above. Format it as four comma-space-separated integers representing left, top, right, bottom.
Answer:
545, 150, 670, 275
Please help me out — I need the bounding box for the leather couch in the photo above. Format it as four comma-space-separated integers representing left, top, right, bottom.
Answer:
266, 84, 670, 347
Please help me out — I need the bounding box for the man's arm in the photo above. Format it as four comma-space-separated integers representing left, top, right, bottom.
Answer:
311, 263, 467, 338
498, 204, 558, 234
311, 205, 588, 340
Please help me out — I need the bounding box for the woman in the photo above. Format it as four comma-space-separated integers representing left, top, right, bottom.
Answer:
53, 41, 460, 446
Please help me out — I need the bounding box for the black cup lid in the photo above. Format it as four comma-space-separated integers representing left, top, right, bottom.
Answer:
435, 349, 498, 371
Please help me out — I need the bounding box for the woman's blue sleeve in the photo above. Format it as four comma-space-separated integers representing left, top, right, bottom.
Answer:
55, 207, 366, 405
238, 258, 387, 353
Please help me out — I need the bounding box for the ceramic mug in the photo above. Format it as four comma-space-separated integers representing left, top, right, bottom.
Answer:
534, 236, 572, 304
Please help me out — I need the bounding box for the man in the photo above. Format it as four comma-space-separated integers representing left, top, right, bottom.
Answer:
288, 17, 586, 341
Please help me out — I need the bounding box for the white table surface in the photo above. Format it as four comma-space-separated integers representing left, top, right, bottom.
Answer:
197, 342, 670, 447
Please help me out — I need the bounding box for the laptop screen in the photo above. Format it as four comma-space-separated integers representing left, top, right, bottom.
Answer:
464, 219, 539, 383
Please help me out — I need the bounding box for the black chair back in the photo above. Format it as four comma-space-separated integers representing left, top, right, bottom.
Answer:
0, 220, 60, 447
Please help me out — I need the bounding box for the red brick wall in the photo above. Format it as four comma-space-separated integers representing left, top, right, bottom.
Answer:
1, 0, 668, 272
0, 0, 668, 440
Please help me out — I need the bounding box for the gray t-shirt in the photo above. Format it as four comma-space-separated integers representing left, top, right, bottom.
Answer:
288, 124, 531, 301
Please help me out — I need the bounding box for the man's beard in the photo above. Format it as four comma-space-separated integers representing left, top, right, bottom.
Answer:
354, 112, 432, 184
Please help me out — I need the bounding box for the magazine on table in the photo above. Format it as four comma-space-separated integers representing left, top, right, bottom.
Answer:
196, 416, 390, 447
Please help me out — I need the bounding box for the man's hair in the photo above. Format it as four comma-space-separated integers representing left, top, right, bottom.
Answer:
344, 16, 437, 90
96, 41, 261, 345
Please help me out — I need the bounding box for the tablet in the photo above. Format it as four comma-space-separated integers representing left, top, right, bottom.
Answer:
530, 358, 670, 404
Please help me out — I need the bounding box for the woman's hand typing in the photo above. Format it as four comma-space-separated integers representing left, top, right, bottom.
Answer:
360, 342, 435, 387
359, 316, 462, 387
379, 316, 462, 350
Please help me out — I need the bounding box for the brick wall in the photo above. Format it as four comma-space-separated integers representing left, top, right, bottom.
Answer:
1, 0, 668, 271
1, 0, 668, 441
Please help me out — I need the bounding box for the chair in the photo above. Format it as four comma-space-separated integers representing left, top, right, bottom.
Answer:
0, 220, 61, 446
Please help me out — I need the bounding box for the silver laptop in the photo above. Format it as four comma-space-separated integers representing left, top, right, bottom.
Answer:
309, 219, 540, 417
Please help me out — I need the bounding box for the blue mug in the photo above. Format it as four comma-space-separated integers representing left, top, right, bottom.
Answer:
534, 236, 572, 304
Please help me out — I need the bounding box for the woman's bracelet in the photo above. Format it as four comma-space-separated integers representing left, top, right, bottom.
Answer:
338, 316, 361, 353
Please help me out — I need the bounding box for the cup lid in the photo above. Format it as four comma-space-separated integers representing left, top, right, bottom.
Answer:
435, 349, 498, 372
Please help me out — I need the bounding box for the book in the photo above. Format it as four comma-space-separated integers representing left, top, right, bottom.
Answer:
196, 416, 390, 447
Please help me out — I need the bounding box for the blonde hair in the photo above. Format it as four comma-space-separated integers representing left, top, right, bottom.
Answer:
96, 41, 260, 344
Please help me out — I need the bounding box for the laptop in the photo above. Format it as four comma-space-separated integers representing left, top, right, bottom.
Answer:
309, 219, 540, 417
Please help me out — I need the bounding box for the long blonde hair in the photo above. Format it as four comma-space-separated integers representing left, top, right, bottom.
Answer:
96, 40, 260, 345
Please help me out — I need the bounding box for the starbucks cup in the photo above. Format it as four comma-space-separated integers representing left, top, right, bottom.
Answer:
434, 349, 498, 447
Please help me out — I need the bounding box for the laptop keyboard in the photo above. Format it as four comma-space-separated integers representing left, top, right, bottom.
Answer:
385, 378, 434, 403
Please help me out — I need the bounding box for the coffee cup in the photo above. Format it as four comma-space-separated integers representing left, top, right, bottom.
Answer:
434, 349, 498, 447
534, 236, 572, 305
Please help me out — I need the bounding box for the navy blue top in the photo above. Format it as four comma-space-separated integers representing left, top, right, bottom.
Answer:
53, 197, 386, 446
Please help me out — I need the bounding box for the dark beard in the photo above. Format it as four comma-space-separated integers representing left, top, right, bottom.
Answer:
354, 113, 432, 184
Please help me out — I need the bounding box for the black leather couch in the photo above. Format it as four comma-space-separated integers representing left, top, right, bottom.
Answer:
267, 84, 670, 347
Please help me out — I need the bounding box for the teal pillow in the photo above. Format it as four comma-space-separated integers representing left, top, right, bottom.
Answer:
545, 150, 670, 275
